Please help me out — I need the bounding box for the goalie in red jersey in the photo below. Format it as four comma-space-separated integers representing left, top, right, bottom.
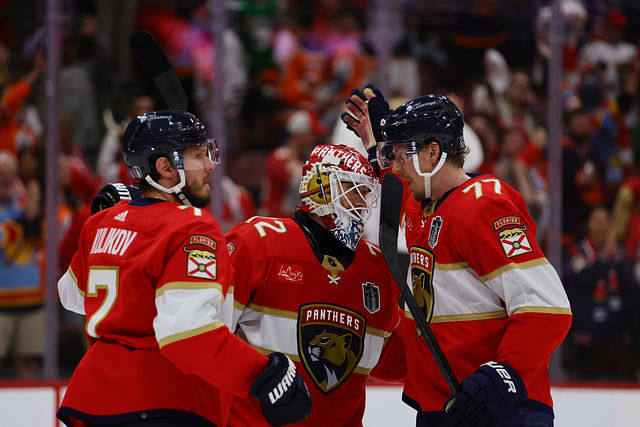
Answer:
343, 88, 572, 426
57, 110, 311, 427
226, 144, 404, 426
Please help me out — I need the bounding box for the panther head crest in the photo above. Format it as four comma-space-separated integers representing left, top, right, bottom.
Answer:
307, 329, 357, 390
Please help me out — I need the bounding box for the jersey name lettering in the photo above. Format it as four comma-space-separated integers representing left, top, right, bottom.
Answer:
90, 228, 138, 256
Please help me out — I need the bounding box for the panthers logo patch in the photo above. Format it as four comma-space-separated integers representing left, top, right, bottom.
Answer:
298, 303, 366, 394
409, 246, 435, 332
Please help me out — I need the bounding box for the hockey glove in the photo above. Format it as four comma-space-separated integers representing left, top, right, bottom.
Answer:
341, 84, 391, 144
250, 352, 312, 426
91, 183, 141, 215
363, 84, 391, 142
444, 361, 527, 427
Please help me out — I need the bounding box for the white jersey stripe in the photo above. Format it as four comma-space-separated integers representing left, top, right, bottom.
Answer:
419, 262, 570, 317
154, 286, 225, 346
235, 306, 387, 370
58, 268, 85, 315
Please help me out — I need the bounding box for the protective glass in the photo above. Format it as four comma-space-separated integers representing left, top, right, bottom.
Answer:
376, 140, 417, 169
182, 139, 220, 170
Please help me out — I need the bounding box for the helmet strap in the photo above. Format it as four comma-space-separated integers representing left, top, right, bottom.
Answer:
144, 169, 193, 207
412, 151, 447, 200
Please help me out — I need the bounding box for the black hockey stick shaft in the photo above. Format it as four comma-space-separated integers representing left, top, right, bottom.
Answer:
129, 31, 189, 111
379, 173, 460, 395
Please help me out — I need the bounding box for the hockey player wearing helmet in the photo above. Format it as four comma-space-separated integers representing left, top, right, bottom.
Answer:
343, 88, 572, 426
57, 110, 311, 427
226, 144, 404, 426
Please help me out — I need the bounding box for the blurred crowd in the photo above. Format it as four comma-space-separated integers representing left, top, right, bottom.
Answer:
2, 0, 640, 382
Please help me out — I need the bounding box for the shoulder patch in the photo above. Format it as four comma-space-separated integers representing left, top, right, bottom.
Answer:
497, 226, 532, 258
184, 248, 217, 280
189, 234, 217, 251
227, 241, 236, 255
493, 216, 523, 230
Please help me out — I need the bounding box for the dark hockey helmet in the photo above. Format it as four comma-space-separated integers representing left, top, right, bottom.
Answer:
122, 110, 219, 180
378, 95, 464, 168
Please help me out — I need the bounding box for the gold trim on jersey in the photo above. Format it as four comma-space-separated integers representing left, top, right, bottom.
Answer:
245, 303, 393, 338
366, 325, 392, 338
405, 310, 507, 323
513, 306, 572, 315
156, 281, 223, 297
480, 258, 550, 282
246, 303, 298, 319
435, 261, 470, 271
157, 321, 224, 348
68, 267, 85, 297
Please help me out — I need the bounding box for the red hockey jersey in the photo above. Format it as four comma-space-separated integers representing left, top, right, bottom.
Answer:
57, 199, 269, 426
225, 216, 402, 427
396, 174, 572, 412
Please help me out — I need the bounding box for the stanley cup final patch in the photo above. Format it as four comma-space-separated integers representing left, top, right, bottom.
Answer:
429, 216, 443, 248
185, 248, 217, 280
362, 282, 380, 314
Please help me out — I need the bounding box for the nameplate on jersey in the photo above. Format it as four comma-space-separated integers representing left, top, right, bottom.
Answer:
90, 228, 137, 256
409, 246, 435, 329
297, 303, 366, 394
184, 248, 217, 280
493, 216, 532, 258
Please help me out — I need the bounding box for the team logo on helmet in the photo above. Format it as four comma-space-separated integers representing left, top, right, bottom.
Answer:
298, 303, 366, 394
299, 163, 333, 213
409, 246, 435, 329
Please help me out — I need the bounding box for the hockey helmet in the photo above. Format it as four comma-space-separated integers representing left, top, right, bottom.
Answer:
377, 94, 464, 169
123, 109, 219, 180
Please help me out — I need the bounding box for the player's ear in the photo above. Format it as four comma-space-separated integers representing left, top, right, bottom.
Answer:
154, 156, 175, 178
428, 141, 440, 161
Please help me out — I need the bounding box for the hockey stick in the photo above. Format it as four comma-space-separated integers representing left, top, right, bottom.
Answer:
379, 173, 460, 395
129, 31, 189, 111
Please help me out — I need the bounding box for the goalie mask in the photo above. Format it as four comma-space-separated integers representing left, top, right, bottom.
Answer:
299, 144, 380, 251
122, 110, 220, 206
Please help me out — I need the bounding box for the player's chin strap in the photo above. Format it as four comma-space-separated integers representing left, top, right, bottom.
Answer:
412, 152, 447, 199
145, 169, 193, 207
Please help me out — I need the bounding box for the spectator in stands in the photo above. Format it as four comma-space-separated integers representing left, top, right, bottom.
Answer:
495, 68, 547, 143
0, 46, 44, 156
96, 94, 155, 184
563, 205, 637, 381
260, 110, 326, 218
0, 150, 44, 379
580, 8, 637, 101
562, 106, 605, 243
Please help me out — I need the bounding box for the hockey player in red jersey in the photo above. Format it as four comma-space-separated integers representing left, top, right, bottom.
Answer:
226, 144, 404, 426
57, 110, 311, 427
343, 88, 572, 426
